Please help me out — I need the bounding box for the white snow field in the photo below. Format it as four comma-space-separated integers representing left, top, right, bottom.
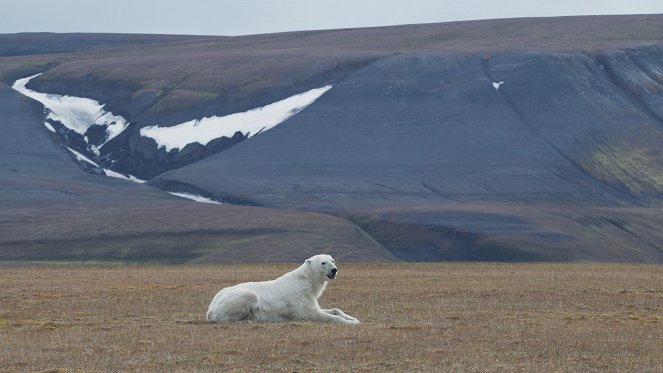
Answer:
65, 147, 146, 183
66, 147, 100, 167
102, 168, 146, 184
14, 74, 332, 154
44, 122, 56, 133
13, 74, 129, 154
11, 74, 330, 201
169, 192, 221, 204
140, 85, 332, 151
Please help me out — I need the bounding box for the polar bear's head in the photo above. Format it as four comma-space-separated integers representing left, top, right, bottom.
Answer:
306, 254, 338, 280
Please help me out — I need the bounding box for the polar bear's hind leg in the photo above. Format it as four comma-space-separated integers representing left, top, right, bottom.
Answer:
206, 289, 261, 322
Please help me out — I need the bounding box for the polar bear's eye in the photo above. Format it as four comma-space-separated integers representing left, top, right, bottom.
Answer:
321, 262, 326, 265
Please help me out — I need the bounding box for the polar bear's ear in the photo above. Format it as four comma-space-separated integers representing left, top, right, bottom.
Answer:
306, 259, 312, 266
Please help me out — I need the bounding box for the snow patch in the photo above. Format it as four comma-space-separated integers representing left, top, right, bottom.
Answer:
140, 85, 332, 152
492, 81, 504, 90
169, 192, 222, 204
66, 147, 144, 183
12, 74, 129, 150
103, 168, 146, 184
67, 147, 99, 167
12, 74, 329, 187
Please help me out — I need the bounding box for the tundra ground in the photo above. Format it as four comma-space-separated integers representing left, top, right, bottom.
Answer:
0, 263, 661, 372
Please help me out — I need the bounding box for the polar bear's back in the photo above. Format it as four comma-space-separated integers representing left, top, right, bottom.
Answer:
212, 267, 304, 302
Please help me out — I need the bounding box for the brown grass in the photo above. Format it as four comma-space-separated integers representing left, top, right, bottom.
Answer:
0, 263, 661, 372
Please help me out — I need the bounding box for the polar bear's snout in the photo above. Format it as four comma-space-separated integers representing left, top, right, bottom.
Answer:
327, 267, 337, 279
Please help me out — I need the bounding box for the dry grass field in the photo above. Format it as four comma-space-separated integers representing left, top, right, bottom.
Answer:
0, 263, 661, 372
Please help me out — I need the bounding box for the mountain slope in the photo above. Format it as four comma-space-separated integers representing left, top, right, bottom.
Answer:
0, 84, 392, 263
151, 48, 663, 262
2, 15, 663, 262
154, 49, 663, 205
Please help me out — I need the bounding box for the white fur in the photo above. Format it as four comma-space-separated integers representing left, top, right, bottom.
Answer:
206, 254, 360, 324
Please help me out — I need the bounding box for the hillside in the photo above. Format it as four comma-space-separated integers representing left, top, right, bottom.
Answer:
0, 33, 218, 57
1, 14, 662, 262
0, 84, 392, 263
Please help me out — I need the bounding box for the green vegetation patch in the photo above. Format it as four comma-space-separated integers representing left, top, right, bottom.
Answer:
584, 138, 663, 195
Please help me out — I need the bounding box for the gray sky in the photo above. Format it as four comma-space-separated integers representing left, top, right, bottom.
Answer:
3, 0, 663, 36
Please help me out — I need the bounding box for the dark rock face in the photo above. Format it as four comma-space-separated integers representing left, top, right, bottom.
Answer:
95, 124, 248, 179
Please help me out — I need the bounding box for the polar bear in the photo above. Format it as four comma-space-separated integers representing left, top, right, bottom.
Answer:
206, 254, 359, 324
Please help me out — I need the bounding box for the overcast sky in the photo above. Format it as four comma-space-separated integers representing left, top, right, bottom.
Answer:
3, 0, 663, 36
